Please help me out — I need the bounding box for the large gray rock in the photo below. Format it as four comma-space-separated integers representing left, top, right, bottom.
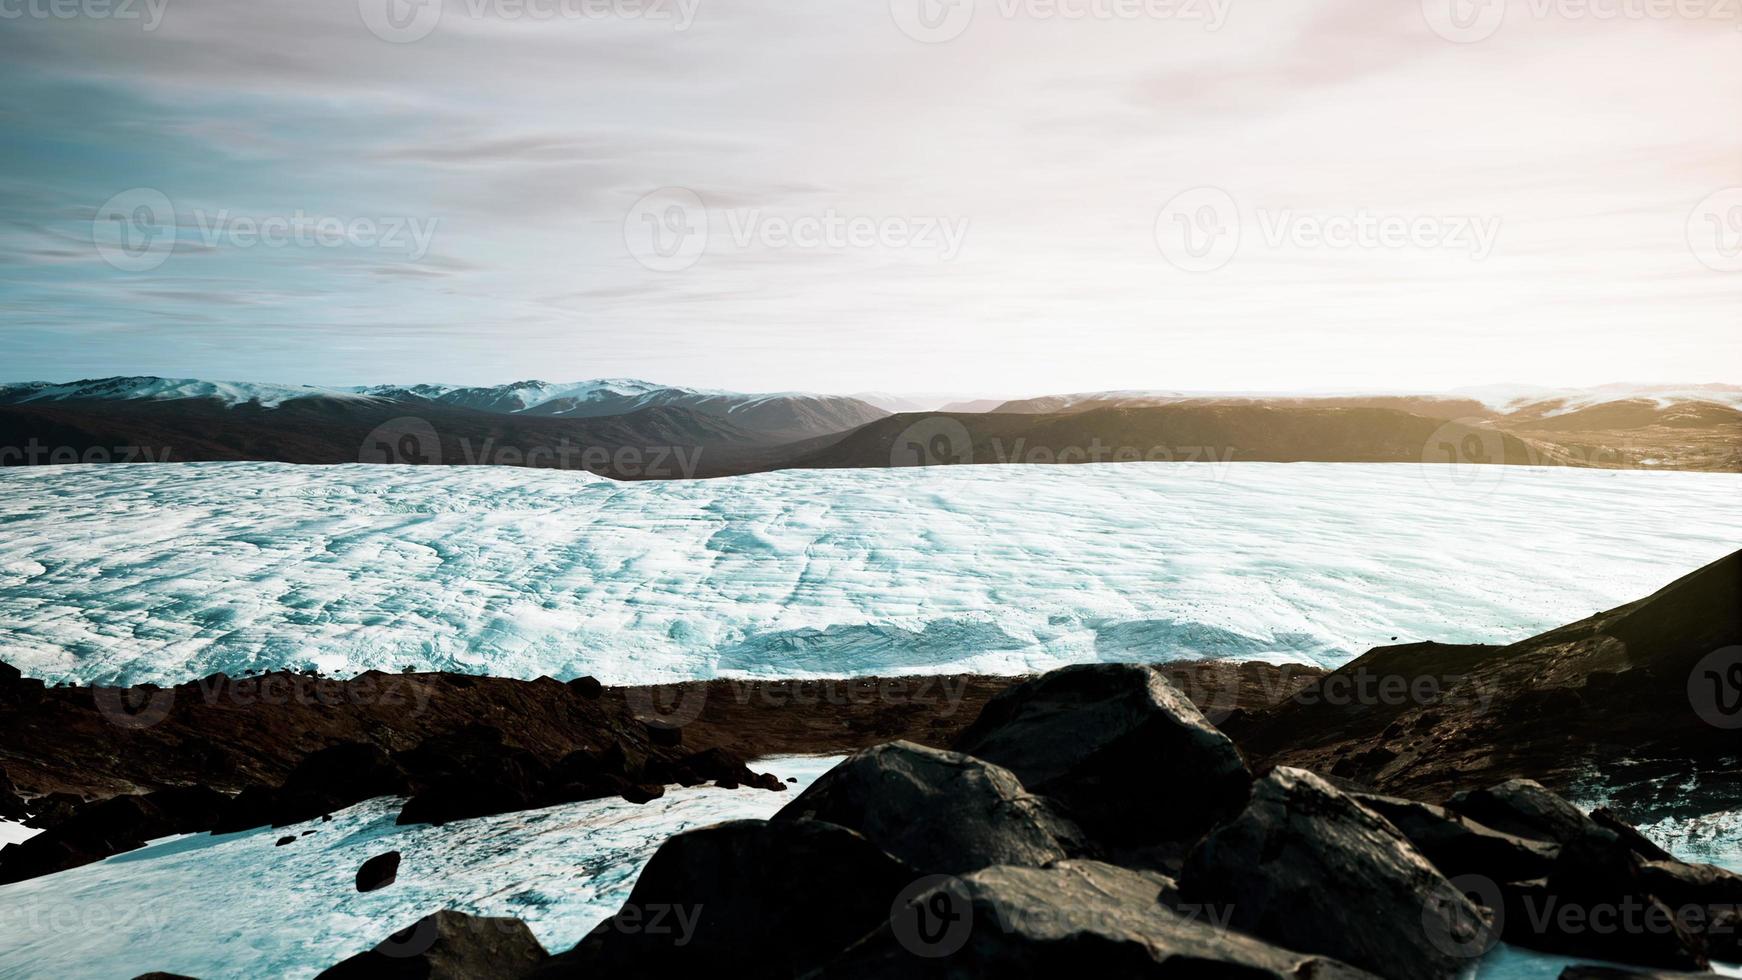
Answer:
536, 818, 916, 978
952, 664, 1250, 847
1354, 791, 1560, 882
1445, 779, 1597, 847
1181, 767, 1497, 980
774, 741, 1082, 875
314, 910, 548, 979
813, 860, 1379, 978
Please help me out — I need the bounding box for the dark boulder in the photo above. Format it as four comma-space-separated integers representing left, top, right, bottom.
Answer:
0, 786, 229, 884
1496, 827, 1709, 969
356, 850, 401, 892
315, 909, 548, 979
815, 860, 1379, 978
1445, 778, 1599, 847
1591, 808, 1676, 861
541, 818, 915, 977
952, 664, 1251, 847
774, 741, 1082, 875
1181, 767, 1496, 980
396, 747, 548, 827
275, 836, 297, 846
22, 792, 85, 830
646, 747, 783, 791
567, 676, 603, 699
0, 767, 27, 822
1354, 791, 1560, 881
619, 783, 665, 804
214, 742, 410, 833
132, 974, 201, 979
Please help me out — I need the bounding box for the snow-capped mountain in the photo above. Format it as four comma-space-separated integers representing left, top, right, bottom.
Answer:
988, 383, 1742, 418
0, 376, 890, 443
0, 377, 390, 410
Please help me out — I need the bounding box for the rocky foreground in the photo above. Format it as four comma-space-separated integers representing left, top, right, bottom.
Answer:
0, 551, 1737, 979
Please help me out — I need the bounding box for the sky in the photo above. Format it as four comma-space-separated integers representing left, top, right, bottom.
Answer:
1, 0, 1738, 397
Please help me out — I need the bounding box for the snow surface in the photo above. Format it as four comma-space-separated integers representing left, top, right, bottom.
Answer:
0, 756, 840, 980
1, 461, 1737, 687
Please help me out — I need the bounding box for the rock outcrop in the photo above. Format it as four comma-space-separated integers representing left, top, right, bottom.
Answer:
952, 664, 1251, 851
315, 910, 548, 979
1181, 767, 1496, 980
535, 819, 915, 977
815, 860, 1379, 978
774, 741, 1081, 874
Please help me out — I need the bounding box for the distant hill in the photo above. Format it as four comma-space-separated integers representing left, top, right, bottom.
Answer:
1, 378, 1734, 474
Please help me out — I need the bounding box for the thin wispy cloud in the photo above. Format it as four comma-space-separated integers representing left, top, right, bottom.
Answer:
0, 0, 1735, 392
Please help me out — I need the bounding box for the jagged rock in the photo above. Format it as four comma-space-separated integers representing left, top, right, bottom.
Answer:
1354, 791, 1560, 881
315, 910, 548, 979
537, 819, 915, 977
213, 742, 410, 833
396, 743, 548, 826
1592, 808, 1676, 861
646, 747, 782, 791
620, 784, 665, 804
1497, 828, 1709, 969
815, 860, 1379, 978
1440, 781, 1718, 967
567, 676, 603, 699
0, 767, 26, 822
1181, 767, 1495, 980
0, 786, 228, 884
22, 792, 85, 829
1446, 779, 1600, 847
952, 664, 1251, 847
774, 741, 1082, 874
356, 850, 401, 892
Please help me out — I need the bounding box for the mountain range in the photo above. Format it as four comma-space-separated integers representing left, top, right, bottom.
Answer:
1, 377, 1736, 475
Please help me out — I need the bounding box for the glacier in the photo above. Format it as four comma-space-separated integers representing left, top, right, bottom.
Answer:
1, 460, 1737, 686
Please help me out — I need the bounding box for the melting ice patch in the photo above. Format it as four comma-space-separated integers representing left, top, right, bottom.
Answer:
0, 461, 1737, 686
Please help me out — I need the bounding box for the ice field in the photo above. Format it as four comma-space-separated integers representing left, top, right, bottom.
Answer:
1, 461, 1738, 686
